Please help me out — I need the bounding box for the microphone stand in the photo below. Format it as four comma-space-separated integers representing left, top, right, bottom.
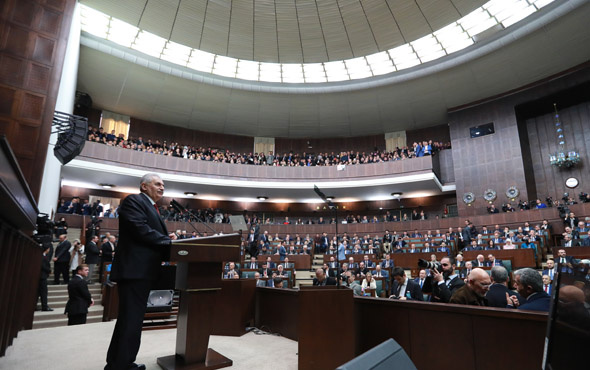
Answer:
170, 200, 218, 237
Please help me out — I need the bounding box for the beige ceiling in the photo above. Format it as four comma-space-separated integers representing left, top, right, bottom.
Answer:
79, 0, 486, 63
76, 1, 590, 138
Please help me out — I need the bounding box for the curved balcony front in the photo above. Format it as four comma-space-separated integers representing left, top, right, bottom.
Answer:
62, 141, 455, 202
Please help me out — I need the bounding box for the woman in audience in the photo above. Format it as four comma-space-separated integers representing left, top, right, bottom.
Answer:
485, 239, 500, 250
503, 239, 517, 250
361, 271, 377, 291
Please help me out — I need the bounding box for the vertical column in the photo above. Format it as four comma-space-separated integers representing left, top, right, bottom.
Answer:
38, 2, 80, 216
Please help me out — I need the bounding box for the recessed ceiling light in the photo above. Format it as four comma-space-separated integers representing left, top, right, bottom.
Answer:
99, 183, 115, 189
391, 192, 403, 197
326, 196, 335, 201
184, 192, 197, 196
257, 196, 269, 200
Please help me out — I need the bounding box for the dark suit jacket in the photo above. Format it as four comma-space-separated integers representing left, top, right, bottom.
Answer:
54, 240, 71, 263
101, 241, 114, 262
450, 285, 488, 306
40, 255, 51, 279
582, 237, 590, 247
518, 292, 551, 311
431, 276, 465, 303
391, 279, 424, 301
85, 241, 100, 265
313, 277, 336, 286
65, 275, 92, 315
110, 193, 171, 282
486, 284, 521, 308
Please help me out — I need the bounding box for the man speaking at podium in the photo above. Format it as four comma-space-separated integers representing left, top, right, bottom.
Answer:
105, 173, 177, 370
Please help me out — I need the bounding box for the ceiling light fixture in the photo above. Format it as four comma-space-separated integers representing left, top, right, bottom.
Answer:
184, 192, 197, 196
391, 192, 403, 197
326, 196, 335, 201
257, 196, 269, 200
99, 183, 115, 189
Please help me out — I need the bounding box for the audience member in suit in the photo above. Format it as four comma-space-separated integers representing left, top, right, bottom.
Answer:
407, 244, 420, 253
562, 234, 575, 248
455, 254, 464, 268
347, 257, 358, 270
390, 267, 423, 301
259, 263, 273, 278
564, 212, 579, 229
556, 249, 576, 274
485, 239, 500, 250
276, 241, 287, 261
281, 258, 294, 269
541, 275, 552, 295
486, 266, 522, 308
450, 268, 490, 306
486, 254, 503, 267
460, 261, 473, 280
254, 272, 266, 287
431, 256, 465, 303
53, 234, 71, 285
472, 254, 486, 268
414, 269, 427, 292
506, 268, 551, 312
272, 277, 284, 288
224, 262, 241, 279
246, 256, 259, 270
345, 271, 363, 296
105, 173, 176, 370
37, 247, 53, 311
542, 259, 557, 281
101, 235, 116, 264
313, 268, 336, 286
362, 255, 374, 268
463, 240, 482, 252
381, 254, 394, 269
581, 231, 590, 246
265, 257, 276, 269
85, 235, 100, 283
65, 264, 93, 325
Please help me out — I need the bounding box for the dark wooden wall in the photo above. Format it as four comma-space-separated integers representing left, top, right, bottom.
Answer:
0, 0, 76, 200
523, 99, 590, 202
449, 64, 590, 217
0, 138, 41, 356
406, 123, 451, 146
274, 134, 385, 154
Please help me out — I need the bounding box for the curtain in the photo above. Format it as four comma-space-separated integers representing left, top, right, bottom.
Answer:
254, 137, 275, 156
385, 131, 407, 151
100, 110, 130, 139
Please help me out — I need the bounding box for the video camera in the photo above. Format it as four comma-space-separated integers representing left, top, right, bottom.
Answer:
579, 192, 590, 203
517, 200, 530, 210
34, 213, 55, 251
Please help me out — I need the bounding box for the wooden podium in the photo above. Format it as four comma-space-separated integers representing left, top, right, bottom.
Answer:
157, 233, 241, 370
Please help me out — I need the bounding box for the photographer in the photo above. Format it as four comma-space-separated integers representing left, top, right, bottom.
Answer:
487, 204, 499, 214
431, 256, 465, 303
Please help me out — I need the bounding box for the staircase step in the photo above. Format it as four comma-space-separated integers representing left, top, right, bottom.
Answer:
32, 306, 103, 324
32, 313, 102, 329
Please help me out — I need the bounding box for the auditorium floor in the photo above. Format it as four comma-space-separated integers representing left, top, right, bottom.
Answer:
0, 321, 298, 369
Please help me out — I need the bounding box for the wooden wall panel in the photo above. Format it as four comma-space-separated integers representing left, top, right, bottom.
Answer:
0, 0, 76, 200
405, 123, 451, 146
525, 101, 590, 201
449, 65, 590, 218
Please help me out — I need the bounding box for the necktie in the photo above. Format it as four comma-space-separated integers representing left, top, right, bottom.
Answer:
544, 285, 549, 293
561, 258, 565, 264
420, 279, 423, 288
154, 204, 160, 215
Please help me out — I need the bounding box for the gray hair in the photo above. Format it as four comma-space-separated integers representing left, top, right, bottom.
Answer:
490, 266, 509, 283
140, 173, 161, 187
514, 268, 543, 292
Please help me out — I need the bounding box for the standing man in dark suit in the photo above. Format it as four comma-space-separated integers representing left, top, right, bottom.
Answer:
105, 173, 176, 370
100, 235, 115, 283
65, 264, 93, 325
85, 235, 100, 283
486, 266, 521, 308
389, 267, 423, 300
53, 234, 71, 285
37, 246, 53, 311
431, 256, 465, 303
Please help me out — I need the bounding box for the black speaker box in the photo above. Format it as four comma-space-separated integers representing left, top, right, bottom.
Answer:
54, 117, 87, 165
